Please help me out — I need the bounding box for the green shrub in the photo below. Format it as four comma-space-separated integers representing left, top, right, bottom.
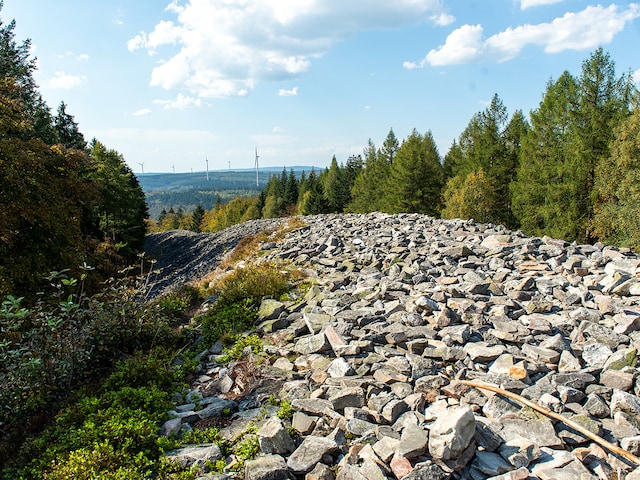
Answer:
218, 334, 263, 364
156, 285, 201, 319
200, 263, 291, 344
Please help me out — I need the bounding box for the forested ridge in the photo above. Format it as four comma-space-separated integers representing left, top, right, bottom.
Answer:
0, 9, 147, 297
159, 48, 640, 252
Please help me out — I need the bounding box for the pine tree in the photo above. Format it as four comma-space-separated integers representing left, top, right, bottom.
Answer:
190, 205, 205, 232
54, 101, 86, 150
384, 129, 443, 215
348, 139, 390, 213
379, 128, 399, 163
590, 104, 640, 249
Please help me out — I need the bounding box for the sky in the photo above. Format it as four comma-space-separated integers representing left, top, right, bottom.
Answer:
3, 0, 640, 173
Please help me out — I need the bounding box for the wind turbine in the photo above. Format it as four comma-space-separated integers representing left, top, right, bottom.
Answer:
137, 161, 145, 174
206, 157, 209, 181
255, 147, 259, 187
172, 163, 175, 174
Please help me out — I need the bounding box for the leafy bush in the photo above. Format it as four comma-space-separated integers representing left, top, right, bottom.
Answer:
156, 285, 202, 319
218, 334, 263, 364
199, 262, 291, 344
3, 351, 184, 479
0, 268, 188, 472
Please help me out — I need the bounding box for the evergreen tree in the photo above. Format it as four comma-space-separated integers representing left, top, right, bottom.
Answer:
283, 169, 299, 209
323, 156, 349, 212
379, 128, 399, 163
348, 139, 390, 213
190, 205, 205, 232
590, 104, 640, 249
441, 94, 521, 227
384, 129, 443, 215
511, 72, 581, 239
86, 140, 148, 255
512, 49, 633, 242
54, 101, 86, 150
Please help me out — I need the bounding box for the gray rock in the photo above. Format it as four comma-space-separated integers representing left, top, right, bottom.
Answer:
165, 444, 222, 468
287, 436, 338, 474
428, 406, 476, 462
257, 417, 295, 455
244, 454, 290, 480
398, 423, 429, 459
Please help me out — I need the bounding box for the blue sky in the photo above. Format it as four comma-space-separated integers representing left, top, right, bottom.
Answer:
3, 0, 640, 173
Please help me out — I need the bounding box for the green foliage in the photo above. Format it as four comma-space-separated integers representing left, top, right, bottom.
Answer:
231, 435, 260, 471
276, 399, 293, 420
200, 263, 290, 343
200, 298, 257, 345
218, 334, 263, 364
4, 350, 183, 479
0, 266, 189, 470
441, 168, 498, 223
384, 129, 444, 215
441, 94, 522, 228
511, 49, 635, 242
591, 104, 640, 250
156, 284, 202, 319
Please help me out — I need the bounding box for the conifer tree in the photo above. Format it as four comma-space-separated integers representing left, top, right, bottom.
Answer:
384, 129, 443, 215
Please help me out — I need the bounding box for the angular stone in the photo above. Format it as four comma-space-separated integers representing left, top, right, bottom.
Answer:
329, 387, 365, 411
292, 411, 317, 435
464, 342, 506, 363
428, 406, 476, 462
244, 454, 289, 480
257, 417, 295, 455
197, 398, 238, 420
472, 450, 513, 476
498, 437, 541, 468
327, 357, 355, 378
398, 424, 429, 459
287, 436, 338, 474
165, 444, 222, 469
257, 299, 285, 321
294, 332, 330, 354
602, 347, 637, 371
306, 462, 334, 480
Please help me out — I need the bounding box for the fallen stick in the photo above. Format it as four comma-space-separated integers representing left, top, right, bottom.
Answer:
459, 379, 640, 466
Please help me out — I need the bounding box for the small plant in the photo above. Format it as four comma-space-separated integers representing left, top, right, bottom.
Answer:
231, 435, 260, 471
276, 399, 293, 420
218, 334, 263, 364
156, 285, 201, 319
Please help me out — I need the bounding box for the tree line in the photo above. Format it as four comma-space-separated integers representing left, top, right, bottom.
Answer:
0, 5, 148, 296
166, 47, 639, 252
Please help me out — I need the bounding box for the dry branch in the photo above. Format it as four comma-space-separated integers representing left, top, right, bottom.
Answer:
460, 379, 640, 466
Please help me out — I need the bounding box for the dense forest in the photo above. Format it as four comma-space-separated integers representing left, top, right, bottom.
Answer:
0, 13, 147, 297
159, 48, 639, 252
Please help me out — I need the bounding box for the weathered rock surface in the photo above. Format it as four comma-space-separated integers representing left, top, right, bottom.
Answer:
152, 213, 640, 479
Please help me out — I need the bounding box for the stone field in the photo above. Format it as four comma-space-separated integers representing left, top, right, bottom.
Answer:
150, 213, 640, 480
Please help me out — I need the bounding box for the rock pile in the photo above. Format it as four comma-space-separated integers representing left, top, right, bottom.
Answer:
158, 213, 640, 480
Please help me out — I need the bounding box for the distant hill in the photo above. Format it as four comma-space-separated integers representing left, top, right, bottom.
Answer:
138, 166, 318, 219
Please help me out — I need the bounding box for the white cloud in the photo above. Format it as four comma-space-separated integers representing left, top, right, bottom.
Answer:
278, 86, 298, 96
153, 93, 202, 110
520, 0, 563, 9
128, 0, 453, 98
407, 3, 640, 67
272, 126, 285, 133
77, 53, 90, 61
132, 108, 152, 116
633, 69, 640, 85
46, 71, 87, 89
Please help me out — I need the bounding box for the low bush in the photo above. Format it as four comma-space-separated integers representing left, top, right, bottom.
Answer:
199, 262, 291, 344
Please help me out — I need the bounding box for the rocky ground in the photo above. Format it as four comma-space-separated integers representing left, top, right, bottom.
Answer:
144, 218, 286, 299
147, 213, 640, 480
